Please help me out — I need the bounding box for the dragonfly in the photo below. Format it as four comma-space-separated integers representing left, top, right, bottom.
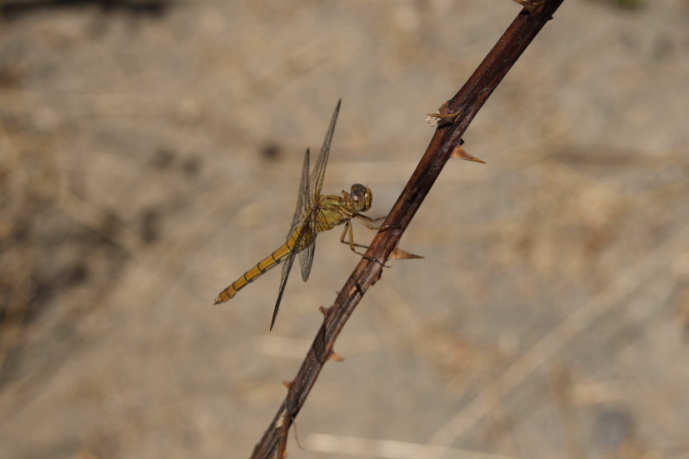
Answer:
214, 100, 384, 329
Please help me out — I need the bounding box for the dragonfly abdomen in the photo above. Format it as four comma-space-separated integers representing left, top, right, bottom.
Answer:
214, 228, 301, 304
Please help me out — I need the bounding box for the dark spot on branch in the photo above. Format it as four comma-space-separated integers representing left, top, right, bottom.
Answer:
354, 281, 364, 297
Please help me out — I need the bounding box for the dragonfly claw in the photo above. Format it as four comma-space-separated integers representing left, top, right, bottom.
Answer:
363, 254, 391, 268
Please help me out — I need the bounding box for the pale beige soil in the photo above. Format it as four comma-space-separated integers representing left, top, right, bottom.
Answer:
1, 0, 689, 458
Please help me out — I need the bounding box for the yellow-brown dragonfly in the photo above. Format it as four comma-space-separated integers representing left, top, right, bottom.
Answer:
214, 100, 383, 329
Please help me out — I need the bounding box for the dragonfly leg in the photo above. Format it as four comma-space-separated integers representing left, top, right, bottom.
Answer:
339, 221, 368, 254
340, 221, 389, 267
355, 213, 400, 232
353, 213, 387, 230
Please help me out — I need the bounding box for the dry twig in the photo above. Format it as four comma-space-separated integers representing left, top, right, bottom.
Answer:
250, 1, 567, 457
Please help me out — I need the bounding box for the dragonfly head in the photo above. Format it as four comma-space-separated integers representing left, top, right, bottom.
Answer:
350, 184, 372, 212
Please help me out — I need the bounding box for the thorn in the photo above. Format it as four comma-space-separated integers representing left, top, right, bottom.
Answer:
426, 101, 461, 127
426, 111, 462, 128
328, 351, 345, 362
511, 0, 545, 14
450, 144, 486, 164
319, 305, 331, 316
390, 247, 424, 260
283, 380, 293, 389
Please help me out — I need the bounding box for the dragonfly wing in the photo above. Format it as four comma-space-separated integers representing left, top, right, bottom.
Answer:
298, 209, 318, 282
309, 99, 341, 201
271, 101, 340, 329
287, 147, 310, 238
272, 246, 297, 330
272, 221, 311, 330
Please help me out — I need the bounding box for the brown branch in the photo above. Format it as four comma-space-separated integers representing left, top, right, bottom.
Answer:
249, 1, 566, 457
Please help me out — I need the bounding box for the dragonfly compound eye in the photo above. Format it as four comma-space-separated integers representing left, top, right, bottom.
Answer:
350, 183, 372, 212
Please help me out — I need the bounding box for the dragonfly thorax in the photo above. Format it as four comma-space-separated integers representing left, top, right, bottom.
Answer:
349, 183, 372, 212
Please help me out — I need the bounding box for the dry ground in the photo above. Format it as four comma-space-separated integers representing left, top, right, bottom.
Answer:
1, 0, 689, 458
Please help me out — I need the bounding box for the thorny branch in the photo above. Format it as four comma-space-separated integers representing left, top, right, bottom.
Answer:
250, 1, 566, 457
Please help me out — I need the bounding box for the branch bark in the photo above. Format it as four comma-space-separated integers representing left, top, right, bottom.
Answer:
250, 1, 566, 457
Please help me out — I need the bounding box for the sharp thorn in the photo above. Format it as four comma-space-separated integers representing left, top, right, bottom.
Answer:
390, 247, 424, 260
328, 351, 345, 362
511, 0, 545, 14
450, 144, 486, 164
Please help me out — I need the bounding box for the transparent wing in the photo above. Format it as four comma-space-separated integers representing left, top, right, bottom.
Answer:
272, 214, 316, 330
272, 240, 300, 330
271, 101, 339, 329
287, 148, 311, 238
309, 99, 341, 201
298, 209, 318, 282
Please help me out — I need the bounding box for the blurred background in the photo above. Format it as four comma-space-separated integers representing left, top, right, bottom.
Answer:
1, 0, 689, 458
